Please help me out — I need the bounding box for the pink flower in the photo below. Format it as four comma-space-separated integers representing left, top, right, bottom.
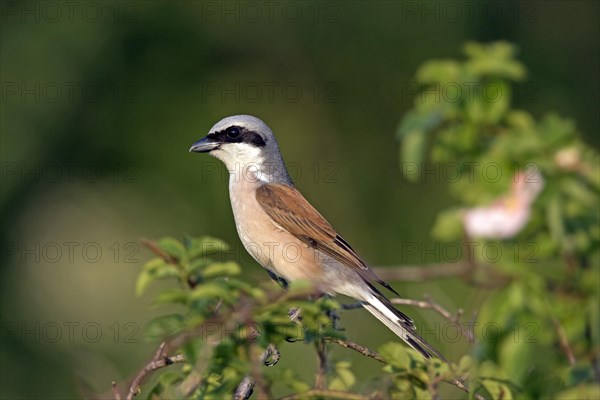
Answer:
463, 170, 544, 239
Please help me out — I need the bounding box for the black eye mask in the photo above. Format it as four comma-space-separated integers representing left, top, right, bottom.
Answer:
207, 126, 266, 147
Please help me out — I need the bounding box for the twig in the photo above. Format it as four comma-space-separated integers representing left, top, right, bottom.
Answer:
373, 262, 511, 288
234, 335, 281, 399
445, 377, 486, 400
140, 238, 177, 264
111, 381, 122, 400
341, 295, 475, 343
391, 295, 475, 343
373, 262, 472, 282
326, 333, 486, 399
315, 339, 327, 390
324, 337, 386, 364
278, 389, 370, 400
234, 376, 255, 400
248, 342, 273, 399
429, 372, 443, 400
124, 342, 185, 400
162, 303, 247, 355
552, 317, 576, 365
445, 377, 469, 396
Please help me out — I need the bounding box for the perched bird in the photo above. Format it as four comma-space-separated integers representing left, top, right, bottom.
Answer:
190, 115, 446, 360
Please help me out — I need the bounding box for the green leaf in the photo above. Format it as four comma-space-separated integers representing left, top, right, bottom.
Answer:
153, 288, 189, 305
135, 258, 180, 296
400, 129, 427, 182
189, 281, 231, 301
228, 279, 268, 301
273, 368, 311, 393
145, 314, 185, 340
157, 237, 186, 261
201, 262, 241, 279
498, 333, 537, 386
158, 370, 184, 392
188, 258, 211, 274
187, 236, 230, 259
379, 342, 411, 370
480, 379, 514, 400
457, 355, 473, 375
416, 59, 463, 84
135, 270, 154, 297
483, 80, 510, 123
463, 41, 526, 80
546, 195, 565, 244
555, 385, 600, 400
474, 362, 514, 400
328, 361, 356, 390
409, 368, 429, 388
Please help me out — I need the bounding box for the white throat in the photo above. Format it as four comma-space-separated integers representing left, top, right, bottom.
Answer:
211, 142, 293, 187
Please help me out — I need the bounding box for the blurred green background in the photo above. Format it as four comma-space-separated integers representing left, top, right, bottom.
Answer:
1, 1, 598, 398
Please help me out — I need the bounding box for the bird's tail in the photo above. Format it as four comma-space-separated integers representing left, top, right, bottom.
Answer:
361, 293, 448, 362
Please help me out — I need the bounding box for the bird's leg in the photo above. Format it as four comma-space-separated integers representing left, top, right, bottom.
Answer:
341, 302, 364, 310
326, 307, 341, 331
264, 270, 302, 322
309, 293, 341, 331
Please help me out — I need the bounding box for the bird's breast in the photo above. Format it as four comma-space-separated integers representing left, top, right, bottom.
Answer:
228, 180, 325, 283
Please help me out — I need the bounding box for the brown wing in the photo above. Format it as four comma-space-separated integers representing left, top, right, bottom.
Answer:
255, 183, 399, 296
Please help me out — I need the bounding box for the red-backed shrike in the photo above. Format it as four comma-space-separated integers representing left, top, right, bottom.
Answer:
190, 115, 445, 360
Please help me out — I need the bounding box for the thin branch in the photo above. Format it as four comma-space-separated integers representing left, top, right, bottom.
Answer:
162, 303, 245, 355
234, 376, 255, 400
373, 262, 511, 288
315, 339, 327, 390
341, 295, 475, 343
336, 330, 484, 400
234, 333, 281, 399
278, 389, 370, 400
120, 254, 487, 400
429, 372, 442, 400
248, 342, 273, 399
324, 337, 385, 364
140, 238, 177, 264
446, 377, 486, 400
390, 295, 475, 343
111, 381, 122, 400
325, 335, 485, 399
124, 342, 186, 400
448, 377, 469, 394
552, 317, 576, 365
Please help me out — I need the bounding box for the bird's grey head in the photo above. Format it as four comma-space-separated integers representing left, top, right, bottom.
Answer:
190, 115, 292, 185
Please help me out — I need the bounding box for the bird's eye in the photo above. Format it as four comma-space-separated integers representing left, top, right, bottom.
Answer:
226, 127, 241, 139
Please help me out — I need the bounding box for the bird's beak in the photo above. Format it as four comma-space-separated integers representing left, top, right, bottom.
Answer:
189, 136, 220, 153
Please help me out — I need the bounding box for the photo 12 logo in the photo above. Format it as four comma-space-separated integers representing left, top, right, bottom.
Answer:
199, 1, 340, 24
414, 321, 539, 344
1, 81, 140, 104
398, 1, 540, 24
198, 161, 340, 184
1, 1, 139, 24
199, 81, 341, 104
1, 241, 140, 264
1, 321, 140, 344
400, 162, 541, 184
399, 241, 539, 264
1, 162, 140, 184
401, 81, 540, 105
